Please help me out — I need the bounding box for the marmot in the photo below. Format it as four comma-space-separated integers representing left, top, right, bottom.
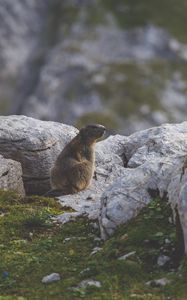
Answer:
45, 124, 106, 197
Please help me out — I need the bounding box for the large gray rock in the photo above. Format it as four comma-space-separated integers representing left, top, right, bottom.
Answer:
99, 122, 187, 254
0, 115, 78, 195
0, 154, 25, 196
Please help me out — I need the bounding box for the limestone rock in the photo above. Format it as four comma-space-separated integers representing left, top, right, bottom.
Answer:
0, 115, 78, 195
98, 122, 187, 255
0, 154, 25, 196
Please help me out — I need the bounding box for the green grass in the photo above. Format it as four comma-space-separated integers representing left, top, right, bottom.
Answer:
0, 190, 187, 300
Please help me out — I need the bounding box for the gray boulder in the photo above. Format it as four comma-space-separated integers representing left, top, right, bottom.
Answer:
0, 154, 25, 196
99, 122, 187, 255
0, 115, 78, 195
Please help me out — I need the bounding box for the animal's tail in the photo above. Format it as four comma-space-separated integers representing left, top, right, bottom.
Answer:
43, 189, 64, 198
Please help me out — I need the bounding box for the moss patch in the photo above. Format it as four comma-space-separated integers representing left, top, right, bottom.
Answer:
0, 190, 186, 299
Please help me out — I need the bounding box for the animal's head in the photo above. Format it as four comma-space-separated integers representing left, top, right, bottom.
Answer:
80, 124, 106, 144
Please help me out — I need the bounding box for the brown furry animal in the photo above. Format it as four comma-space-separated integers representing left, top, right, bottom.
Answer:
45, 124, 106, 197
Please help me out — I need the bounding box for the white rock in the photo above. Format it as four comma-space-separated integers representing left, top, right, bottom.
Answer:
165, 238, 171, 244
78, 279, 101, 288
146, 278, 171, 287
80, 268, 90, 275
90, 247, 102, 256
42, 273, 61, 284
130, 294, 153, 298
157, 255, 170, 266
118, 251, 136, 260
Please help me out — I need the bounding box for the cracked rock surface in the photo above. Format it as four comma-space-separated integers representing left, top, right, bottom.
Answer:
0, 115, 78, 195
99, 122, 187, 255
0, 154, 25, 196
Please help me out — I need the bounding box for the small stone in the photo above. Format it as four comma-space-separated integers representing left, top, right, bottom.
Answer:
63, 237, 72, 243
63, 236, 86, 243
90, 247, 102, 256
80, 267, 90, 275
157, 255, 170, 266
146, 278, 171, 287
130, 294, 153, 299
120, 233, 128, 241
118, 251, 136, 260
78, 279, 101, 288
94, 237, 101, 242
164, 238, 171, 244
143, 239, 150, 244
42, 273, 61, 284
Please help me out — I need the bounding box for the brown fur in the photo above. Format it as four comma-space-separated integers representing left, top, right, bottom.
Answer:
45, 124, 105, 197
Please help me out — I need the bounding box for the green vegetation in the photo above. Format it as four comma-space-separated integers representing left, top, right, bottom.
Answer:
102, 0, 187, 42
95, 62, 162, 117
0, 190, 187, 299
55, 0, 187, 42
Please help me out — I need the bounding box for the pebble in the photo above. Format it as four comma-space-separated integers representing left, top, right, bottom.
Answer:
90, 247, 102, 256
157, 255, 170, 266
130, 294, 153, 298
80, 267, 91, 275
42, 273, 61, 284
118, 251, 136, 260
146, 277, 171, 287
78, 279, 101, 288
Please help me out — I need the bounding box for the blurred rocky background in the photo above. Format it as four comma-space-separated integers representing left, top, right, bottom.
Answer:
0, 0, 187, 134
